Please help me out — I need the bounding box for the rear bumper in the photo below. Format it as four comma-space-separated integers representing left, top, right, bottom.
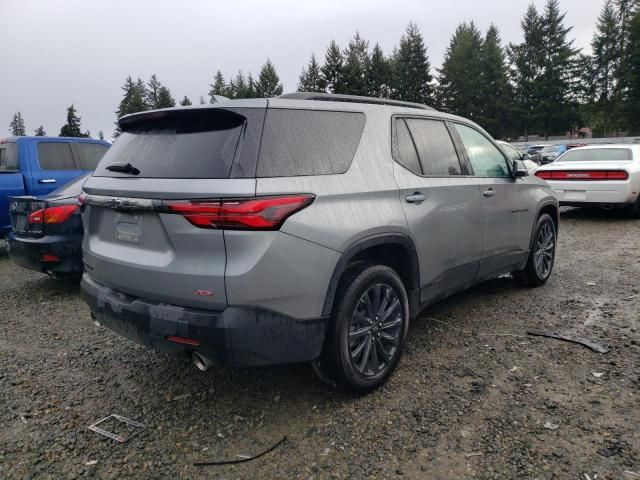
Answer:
550, 182, 637, 205
7, 233, 83, 275
81, 273, 327, 367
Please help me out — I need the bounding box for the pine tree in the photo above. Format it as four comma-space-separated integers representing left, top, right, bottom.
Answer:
478, 25, 514, 138
341, 32, 369, 96
114, 76, 150, 136
436, 22, 484, 120
615, 0, 640, 123
147, 74, 162, 108
367, 43, 391, 97
624, 11, 640, 132
508, 5, 546, 140
59, 104, 86, 138
199, 96, 207, 105
320, 40, 344, 93
98, 130, 105, 141
392, 22, 434, 105
256, 59, 283, 98
179, 96, 192, 106
231, 71, 250, 98
209, 71, 228, 102
156, 86, 176, 108
247, 72, 258, 98
298, 54, 324, 92
9, 112, 26, 136
34, 125, 46, 136
591, 0, 621, 136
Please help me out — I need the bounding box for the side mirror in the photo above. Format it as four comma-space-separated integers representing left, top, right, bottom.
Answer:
521, 153, 530, 160
512, 160, 529, 178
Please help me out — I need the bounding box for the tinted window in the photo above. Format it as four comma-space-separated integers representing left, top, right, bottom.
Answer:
0, 143, 18, 171
38, 143, 76, 170
405, 118, 461, 176
454, 124, 509, 177
500, 142, 522, 161
395, 119, 421, 175
76, 143, 109, 170
257, 109, 365, 177
557, 148, 633, 162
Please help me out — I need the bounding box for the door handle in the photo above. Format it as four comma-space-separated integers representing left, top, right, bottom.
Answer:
38, 179, 56, 184
482, 189, 496, 198
405, 193, 426, 204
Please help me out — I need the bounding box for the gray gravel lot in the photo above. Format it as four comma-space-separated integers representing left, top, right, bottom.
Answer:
1, 208, 639, 479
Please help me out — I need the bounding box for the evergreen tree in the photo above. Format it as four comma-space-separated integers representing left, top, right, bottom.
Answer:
98, 130, 105, 141
231, 71, 251, 98
615, 0, 640, 119
199, 96, 207, 105
147, 74, 162, 108
179, 95, 192, 106
209, 71, 228, 101
156, 86, 176, 108
478, 25, 514, 138
591, 0, 621, 136
9, 112, 26, 136
508, 5, 546, 140
114, 76, 150, 136
298, 54, 324, 92
341, 32, 369, 96
367, 43, 391, 97
437, 22, 484, 120
624, 11, 640, 132
392, 22, 434, 105
59, 104, 86, 138
34, 125, 46, 136
320, 40, 344, 93
256, 59, 283, 98
247, 72, 258, 98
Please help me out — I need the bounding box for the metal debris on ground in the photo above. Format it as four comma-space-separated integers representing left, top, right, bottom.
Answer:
194, 436, 287, 466
88, 414, 145, 443
543, 421, 560, 430
171, 393, 191, 401
527, 330, 609, 353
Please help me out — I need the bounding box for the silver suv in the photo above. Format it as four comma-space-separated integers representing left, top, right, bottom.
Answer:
81, 93, 559, 393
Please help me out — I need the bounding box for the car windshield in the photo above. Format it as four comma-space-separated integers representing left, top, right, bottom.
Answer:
556, 148, 633, 162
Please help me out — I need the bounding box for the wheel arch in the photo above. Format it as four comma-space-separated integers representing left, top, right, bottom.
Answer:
321, 234, 420, 317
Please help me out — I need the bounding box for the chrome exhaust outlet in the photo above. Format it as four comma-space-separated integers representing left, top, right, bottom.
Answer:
192, 351, 213, 372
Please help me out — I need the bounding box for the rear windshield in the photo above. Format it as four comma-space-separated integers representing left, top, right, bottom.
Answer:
0, 143, 19, 171
542, 145, 561, 152
94, 109, 246, 179
257, 109, 365, 177
557, 148, 633, 162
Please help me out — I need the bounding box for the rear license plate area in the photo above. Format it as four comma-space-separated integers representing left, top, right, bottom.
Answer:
115, 213, 142, 244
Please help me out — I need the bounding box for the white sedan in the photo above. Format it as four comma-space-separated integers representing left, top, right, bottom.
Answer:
534, 144, 640, 217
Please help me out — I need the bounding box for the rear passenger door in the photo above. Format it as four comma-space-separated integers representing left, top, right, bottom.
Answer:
452, 123, 531, 278
392, 116, 484, 305
30, 141, 82, 195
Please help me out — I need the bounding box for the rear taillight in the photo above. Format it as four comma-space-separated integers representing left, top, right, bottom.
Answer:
164, 195, 315, 230
28, 205, 79, 225
535, 170, 629, 181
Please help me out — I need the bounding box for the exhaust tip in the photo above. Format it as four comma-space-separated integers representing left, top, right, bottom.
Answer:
192, 351, 213, 372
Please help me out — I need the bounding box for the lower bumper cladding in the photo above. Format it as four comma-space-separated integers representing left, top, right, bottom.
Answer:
81, 273, 327, 368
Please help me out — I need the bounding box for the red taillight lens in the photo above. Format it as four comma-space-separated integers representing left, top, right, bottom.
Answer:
166, 335, 200, 346
535, 170, 628, 181
165, 195, 315, 230
28, 205, 79, 224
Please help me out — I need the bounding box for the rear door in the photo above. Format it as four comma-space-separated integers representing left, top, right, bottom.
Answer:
0, 141, 25, 234
392, 116, 484, 304
452, 123, 532, 278
82, 106, 265, 311
30, 141, 82, 195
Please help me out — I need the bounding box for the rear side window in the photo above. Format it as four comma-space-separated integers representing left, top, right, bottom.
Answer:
0, 143, 18, 171
404, 118, 461, 176
257, 109, 365, 177
38, 143, 76, 170
557, 148, 633, 162
395, 119, 421, 175
454, 124, 509, 177
75, 143, 109, 170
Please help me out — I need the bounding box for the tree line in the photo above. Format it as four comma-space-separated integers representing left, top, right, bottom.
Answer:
8, 0, 640, 141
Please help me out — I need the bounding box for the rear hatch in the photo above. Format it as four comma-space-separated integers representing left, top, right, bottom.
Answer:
82, 105, 266, 310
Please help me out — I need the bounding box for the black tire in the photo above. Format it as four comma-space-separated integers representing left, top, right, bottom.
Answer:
314, 264, 410, 394
626, 195, 640, 218
515, 213, 556, 287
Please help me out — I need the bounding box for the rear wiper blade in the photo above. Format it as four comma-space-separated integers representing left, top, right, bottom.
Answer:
105, 162, 140, 175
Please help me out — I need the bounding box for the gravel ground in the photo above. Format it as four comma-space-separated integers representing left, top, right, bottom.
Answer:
1, 208, 639, 480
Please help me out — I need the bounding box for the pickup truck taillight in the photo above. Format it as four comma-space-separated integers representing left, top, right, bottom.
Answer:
28, 205, 79, 224
164, 195, 315, 230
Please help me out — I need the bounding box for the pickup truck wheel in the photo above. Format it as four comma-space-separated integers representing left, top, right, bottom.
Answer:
316, 264, 409, 394
515, 213, 556, 287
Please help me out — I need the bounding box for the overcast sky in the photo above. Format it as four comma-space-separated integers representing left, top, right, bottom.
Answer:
1, 0, 602, 139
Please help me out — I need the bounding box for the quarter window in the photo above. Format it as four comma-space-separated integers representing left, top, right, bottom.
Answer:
454, 124, 509, 177
38, 143, 76, 170
395, 119, 421, 175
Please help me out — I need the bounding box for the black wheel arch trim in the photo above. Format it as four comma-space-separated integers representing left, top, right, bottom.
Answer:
321, 233, 420, 317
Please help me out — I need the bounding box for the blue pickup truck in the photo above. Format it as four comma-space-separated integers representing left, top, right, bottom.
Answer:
0, 136, 110, 237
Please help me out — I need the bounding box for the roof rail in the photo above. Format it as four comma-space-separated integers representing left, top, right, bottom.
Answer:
278, 92, 436, 111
